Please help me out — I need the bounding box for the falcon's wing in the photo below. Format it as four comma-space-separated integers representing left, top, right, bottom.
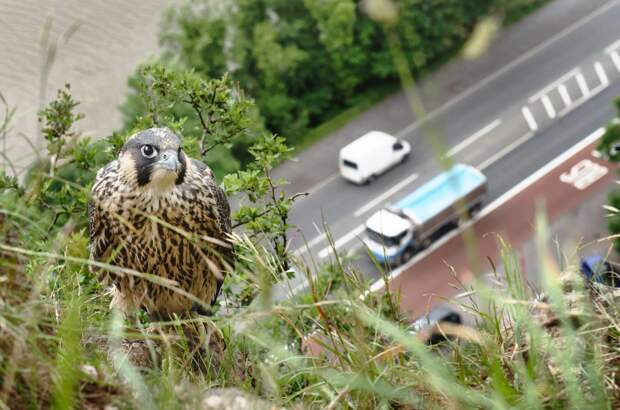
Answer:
191, 159, 234, 305
88, 162, 119, 272
191, 159, 232, 235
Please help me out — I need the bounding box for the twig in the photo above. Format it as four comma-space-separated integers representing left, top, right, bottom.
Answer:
230, 192, 307, 229
264, 165, 290, 271
184, 95, 212, 156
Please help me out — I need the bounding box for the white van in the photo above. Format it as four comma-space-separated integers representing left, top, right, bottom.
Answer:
338, 131, 411, 184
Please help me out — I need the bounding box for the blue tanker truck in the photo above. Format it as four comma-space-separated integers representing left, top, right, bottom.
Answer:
364, 164, 488, 265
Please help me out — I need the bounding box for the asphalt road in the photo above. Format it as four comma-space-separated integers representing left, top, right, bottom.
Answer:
383, 132, 616, 317
284, 0, 620, 291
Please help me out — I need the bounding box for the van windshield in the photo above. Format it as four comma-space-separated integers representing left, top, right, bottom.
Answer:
366, 227, 405, 247
342, 159, 358, 169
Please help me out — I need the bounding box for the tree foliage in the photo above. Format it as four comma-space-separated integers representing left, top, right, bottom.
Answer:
121, 0, 512, 176
599, 108, 620, 253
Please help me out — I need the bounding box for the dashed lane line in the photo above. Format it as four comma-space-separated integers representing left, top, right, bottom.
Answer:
318, 224, 365, 259
446, 119, 502, 157
477, 131, 535, 171
353, 173, 420, 218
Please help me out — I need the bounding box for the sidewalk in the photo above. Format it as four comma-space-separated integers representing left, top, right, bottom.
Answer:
273, 0, 611, 195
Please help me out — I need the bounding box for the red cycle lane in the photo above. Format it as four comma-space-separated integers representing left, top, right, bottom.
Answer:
382, 130, 617, 319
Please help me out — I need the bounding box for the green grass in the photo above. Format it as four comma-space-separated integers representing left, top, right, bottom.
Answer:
2, 195, 620, 408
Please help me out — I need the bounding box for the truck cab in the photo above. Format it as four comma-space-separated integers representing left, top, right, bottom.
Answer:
364, 209, 415, 265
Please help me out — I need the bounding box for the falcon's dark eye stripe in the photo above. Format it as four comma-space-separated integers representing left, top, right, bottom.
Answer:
141, 145, 158, 159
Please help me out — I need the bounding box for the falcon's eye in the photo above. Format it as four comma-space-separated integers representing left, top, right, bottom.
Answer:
141, 145, 158, 159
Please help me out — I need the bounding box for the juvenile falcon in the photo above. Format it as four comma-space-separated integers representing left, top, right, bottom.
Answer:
89, 128, 233, 318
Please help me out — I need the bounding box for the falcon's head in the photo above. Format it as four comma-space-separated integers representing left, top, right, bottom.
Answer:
118, 128, 187, 192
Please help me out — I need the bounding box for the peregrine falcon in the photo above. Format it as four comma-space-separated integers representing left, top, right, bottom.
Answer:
88, 128, 233, 318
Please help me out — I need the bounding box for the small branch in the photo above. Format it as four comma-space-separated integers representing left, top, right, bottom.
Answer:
184, 95, 213, 156
49, 154, 57, 177
231, 192, 307, 230
143, 74, 159, 126
202, 141, 218, 156
264, 165, 289, 271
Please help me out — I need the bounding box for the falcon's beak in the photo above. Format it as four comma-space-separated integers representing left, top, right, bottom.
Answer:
156, 150, 180, 173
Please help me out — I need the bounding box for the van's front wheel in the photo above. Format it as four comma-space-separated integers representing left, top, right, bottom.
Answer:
365, 174, 377, 185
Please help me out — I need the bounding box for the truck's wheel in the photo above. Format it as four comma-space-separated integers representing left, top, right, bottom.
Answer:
366, 174, 377, 184
468, 203, 482, 217
421, 238, 431, 249
400, 248, 414, 264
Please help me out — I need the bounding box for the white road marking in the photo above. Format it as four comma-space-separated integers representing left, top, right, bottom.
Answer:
446, 119, 502, 157
369, 127, 606, 293
576, 72, 590, 96
478, 127, 605, 216
477, 131, 534, 171
594, 61, 610, 86
541, 95, 556, 119
528, 67, 579, 103
557, 69, 610, 118
610, 50, 620, 71
353, 172, 420, 218
604, 37, 620, 54
318, 224, 365, 259
305, 172, 340, 195
293, 230, 328, 256
521, 106, 538, 131
559, 159, 608, 190
558, 84, 572, 106
395, 0, 620, 139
